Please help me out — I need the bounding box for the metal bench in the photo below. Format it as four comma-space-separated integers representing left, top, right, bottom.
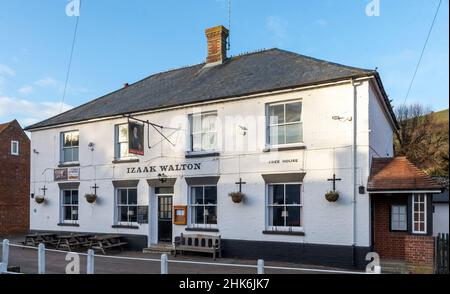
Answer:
174, 233, 221, 260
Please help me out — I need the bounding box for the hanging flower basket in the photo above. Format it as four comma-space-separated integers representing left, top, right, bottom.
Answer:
229, 192, 245, 204
85, 193, 97, 204
325, 191, 339, 202
35, 195, 45, 204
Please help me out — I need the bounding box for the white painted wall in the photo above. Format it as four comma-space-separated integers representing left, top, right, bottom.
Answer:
29, 80, 394, 248
433, 203, 449, 235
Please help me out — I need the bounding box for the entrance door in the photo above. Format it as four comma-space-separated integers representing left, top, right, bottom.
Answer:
158, 195, 173, 243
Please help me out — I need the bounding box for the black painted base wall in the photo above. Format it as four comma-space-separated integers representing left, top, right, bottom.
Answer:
221, 239, 371, 270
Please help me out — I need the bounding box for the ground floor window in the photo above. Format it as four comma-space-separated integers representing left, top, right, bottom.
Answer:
267, 183, 302, 229
412, 194, 427, 234
61, 189, 78, 223
189, 186, 217, 227
391, 205, 407, 231
116, 187, 138, 224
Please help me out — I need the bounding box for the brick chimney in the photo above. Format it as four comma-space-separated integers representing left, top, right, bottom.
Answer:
205, 25, 229, 65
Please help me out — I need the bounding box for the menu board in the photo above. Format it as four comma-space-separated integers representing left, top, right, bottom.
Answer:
137, 206, 149, 224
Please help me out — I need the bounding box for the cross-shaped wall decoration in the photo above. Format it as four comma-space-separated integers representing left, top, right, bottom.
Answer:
327, 174, 342, 191
41, 186, 47, 196
91, 183, 99, 195
235, 178, 246, 193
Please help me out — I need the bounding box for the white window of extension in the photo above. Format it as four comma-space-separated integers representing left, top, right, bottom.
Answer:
189, 111, 218, 152
267, 183, 302, 231
391, 205, 407, 231
188, 186, 217, 228
267, 100, 303, 147
116, 188, 138, 225
60, 131, 79, 163
114, 124, 137, 160
412, 194, 427, 234
61, 190, 79, 224
11, 140, 19, 155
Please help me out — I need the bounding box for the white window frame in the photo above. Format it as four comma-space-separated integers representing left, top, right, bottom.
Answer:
115, 187, 138, 226
266, 99, 304, 148
391, 204, 407, 232
412, 194, 427, 234
114, 124, 137, 160
11, 140, 19, 155
188, 185, 218, 229
188, 111, 218, 153
266, 182, 303, 232
60, 130, 79, 164
60, 189, 79, 224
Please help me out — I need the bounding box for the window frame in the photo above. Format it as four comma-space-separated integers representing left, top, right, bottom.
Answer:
266, 182, 303, 232
11, 140, 19, 155
188, 185, 218, 229
60, 130, 80, 164
266, 100, 304, 148
60, 189, 79, 224
115, 187, 138, 226
412, 194, 427, 234
114, 124, 137, 160
390, 204, 408, 232
188, 111, 219, 153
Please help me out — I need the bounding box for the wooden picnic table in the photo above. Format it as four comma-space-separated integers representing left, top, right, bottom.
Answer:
56, 234, 94, 252
23, 233, 58, 247
89, 235, 128, 255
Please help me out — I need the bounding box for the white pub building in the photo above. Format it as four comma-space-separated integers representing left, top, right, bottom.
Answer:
25, 26, 442, 270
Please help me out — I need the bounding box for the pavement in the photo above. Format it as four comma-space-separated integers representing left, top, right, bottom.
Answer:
1, 234, 363, 275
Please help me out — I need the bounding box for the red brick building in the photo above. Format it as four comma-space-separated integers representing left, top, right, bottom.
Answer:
368, 157, 443, 273
0, 120, 30, 234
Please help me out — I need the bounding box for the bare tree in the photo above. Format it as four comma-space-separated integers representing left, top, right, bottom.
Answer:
394, 103, 448, 176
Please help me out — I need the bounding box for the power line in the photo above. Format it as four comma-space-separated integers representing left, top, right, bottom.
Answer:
60, 1, 82, 113
403, 0, 442, 105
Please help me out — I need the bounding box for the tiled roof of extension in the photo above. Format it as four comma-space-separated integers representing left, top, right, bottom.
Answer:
24, 48, 395, 130
368, 157, 444, 192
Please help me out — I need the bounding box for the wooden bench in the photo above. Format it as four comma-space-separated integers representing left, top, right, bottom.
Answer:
174, 233, 221, 260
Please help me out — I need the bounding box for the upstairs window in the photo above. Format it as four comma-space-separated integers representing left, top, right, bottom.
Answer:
267, 101, 303, 146
11, 140, 19, 155
189, 111, 218, 152
61, 131, 79, 163
114, 124, 135, 160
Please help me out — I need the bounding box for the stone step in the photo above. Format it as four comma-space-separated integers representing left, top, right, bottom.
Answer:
143, 244, 174, 255
381, 260, 409, 274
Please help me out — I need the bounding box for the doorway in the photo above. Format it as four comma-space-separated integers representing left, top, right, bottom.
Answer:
156, 187, 173, 243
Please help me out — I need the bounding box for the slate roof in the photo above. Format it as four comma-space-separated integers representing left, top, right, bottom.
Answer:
25, 48, 393, 130
367, 157, 444, 192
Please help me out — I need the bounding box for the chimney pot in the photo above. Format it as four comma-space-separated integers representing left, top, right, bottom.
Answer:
123, 83, 129, 88
205, 25, 229, 65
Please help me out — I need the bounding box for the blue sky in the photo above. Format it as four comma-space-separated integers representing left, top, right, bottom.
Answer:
0, 0, 448, 127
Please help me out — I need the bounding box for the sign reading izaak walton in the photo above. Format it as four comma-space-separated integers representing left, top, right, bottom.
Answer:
127, 163, 202, 174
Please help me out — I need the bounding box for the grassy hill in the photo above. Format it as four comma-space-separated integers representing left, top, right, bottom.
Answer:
431, 109, 449, 123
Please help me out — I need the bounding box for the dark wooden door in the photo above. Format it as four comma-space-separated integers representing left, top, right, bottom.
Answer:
158, 196, 173, 243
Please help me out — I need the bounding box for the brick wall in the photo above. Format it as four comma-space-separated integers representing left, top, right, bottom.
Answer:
404, 235, 435, 273
373, 195, 408, 259
0, 120, 30, 234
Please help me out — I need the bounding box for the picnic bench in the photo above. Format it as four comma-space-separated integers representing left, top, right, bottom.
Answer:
174, 233, 222, 260
56, 234, 93, 252
23, 233, 58, 247
88, 235, 128, 255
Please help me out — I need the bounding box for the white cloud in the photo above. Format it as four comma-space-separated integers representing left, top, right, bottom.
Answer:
34, 76, 88, 95
0, 96, 73, 127
34, 77, 59, 87
266, 16, 289, 45
18, 85, 33, 95
0, 64, 15, 76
